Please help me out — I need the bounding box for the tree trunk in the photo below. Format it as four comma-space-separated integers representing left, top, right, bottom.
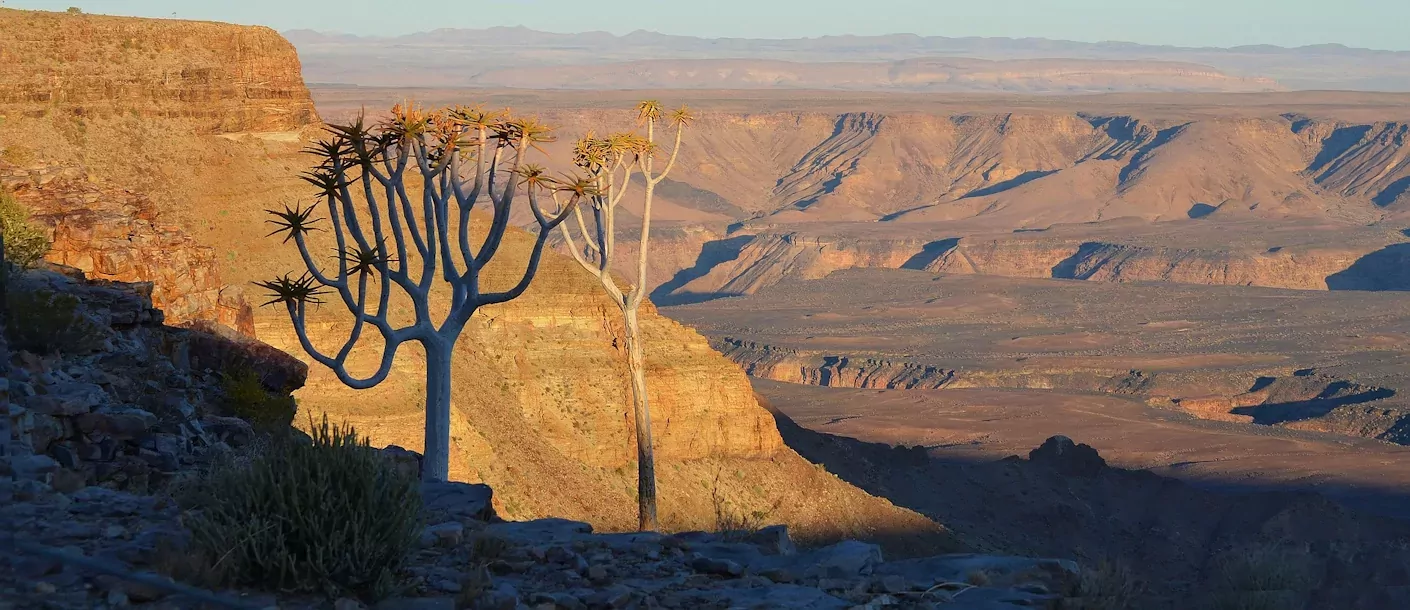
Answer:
623, 306, 659, 531
422, 339, 454, 482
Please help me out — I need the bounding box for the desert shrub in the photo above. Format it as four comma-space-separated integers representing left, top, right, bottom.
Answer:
0, 144, 36, 166
709, 470, 780, 539
456, 533, 512, 607
4, 287, 105, 355
1, 187, 51, 270
185, 416, 423, 600
1206, 546, 1311, 610
220, 367, 297, 431
1059, 559, 1145, 610
66, 7, 83, 14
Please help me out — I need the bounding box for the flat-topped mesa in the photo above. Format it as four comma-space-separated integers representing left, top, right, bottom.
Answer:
0, 8, 318, 133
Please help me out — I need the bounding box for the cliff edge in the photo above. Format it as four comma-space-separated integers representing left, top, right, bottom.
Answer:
0, 7, 318, 133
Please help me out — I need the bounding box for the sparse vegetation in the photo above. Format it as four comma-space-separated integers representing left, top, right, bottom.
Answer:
556, 100, 695, 531
219, 367, 297, 431
258, 103, 582, 483
185, 416, 423, 600
3, 287, 104, 355
709, 470, 779, 539
454, 531, 512, 607
1059, 559, 1145, 610
1, 186, 51, 270
1205, 545, 1312, 610
0, 144, 36, 166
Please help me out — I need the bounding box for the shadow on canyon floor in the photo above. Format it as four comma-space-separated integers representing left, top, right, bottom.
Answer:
1327, 243, 1410, 291
650, 235, 754, 306
1233, 385, 1398, 425
763, 401, 1410, 608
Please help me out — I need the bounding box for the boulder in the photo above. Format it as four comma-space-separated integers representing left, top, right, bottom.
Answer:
21, 382, 107, 416
381, 445, 423, 481
421, 480, 496, 522
744, 524, 798, 556
809, 540, 884, 578
485, 518, 592, 543
1028, 435, 1107, 477
174, 321, 307, 394
76, 408, 158, 440
200, 415, 254, 447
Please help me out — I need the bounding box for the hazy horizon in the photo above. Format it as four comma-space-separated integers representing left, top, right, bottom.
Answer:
6, 0, 1410, 52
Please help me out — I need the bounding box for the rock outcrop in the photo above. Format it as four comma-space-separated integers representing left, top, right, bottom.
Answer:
0, 265, 1074, 610
2, 267, 305, 501
0, 7, 318, 133
2, 474, 1075, 610
1, 163, 255, 334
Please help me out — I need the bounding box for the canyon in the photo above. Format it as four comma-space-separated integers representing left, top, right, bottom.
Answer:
316, 88, 1410, 303
6, 6, 1410, 607
0, 6, 944, 547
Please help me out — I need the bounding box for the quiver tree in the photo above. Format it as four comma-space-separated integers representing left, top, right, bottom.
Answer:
259, 103, 583, 482
544, 100, 693, 530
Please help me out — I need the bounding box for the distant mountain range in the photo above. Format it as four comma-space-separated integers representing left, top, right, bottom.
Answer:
286, 27, 1410, 92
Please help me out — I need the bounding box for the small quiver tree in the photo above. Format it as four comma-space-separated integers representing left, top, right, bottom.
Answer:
547, 100, 693, 530
259, 104, 583, 482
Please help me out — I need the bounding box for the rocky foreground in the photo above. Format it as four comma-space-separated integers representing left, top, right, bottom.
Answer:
1, 479, 1077, 610
0, 265, 1083, 609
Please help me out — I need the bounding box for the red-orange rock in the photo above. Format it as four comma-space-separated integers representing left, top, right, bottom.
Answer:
1, 164, 255, 336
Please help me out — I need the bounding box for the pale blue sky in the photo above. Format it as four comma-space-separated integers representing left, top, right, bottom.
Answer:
6, 0, 1408, 50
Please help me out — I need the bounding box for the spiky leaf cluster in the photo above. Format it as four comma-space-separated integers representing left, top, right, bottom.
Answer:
341, 243, 396, 277
255, 273, 328, 307
265, 202, 323, 244
572, 131, 653, 172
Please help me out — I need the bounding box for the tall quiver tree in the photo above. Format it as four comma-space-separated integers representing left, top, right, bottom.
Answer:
547, 100, 693, 531
260, 103, 581, 482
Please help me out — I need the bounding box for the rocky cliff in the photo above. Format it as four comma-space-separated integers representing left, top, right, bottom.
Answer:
640, 219, 1410, 302
441, 101, 1410, 300
0, 8, 318, 133
502, 108, 1410, 224
1, 163, 255, 334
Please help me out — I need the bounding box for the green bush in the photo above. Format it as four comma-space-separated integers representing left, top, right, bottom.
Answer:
220, 367, 298, 431
186, 417, 423, 600
1, 187, 51, 270
4, 287, 105, 355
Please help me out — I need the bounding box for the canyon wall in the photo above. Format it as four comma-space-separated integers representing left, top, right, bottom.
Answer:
469, 104, 1410, 300
712, 336, 1406, 444
515, 108, 1410, 224
1, 163, 255, 334
0, 8, 318, 133
643, 222, 1408, 302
